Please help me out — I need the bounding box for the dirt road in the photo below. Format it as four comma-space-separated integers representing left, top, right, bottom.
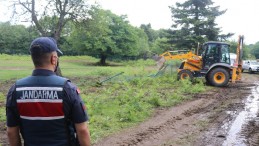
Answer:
94, 73, 259, 146
1, 73, 258, 146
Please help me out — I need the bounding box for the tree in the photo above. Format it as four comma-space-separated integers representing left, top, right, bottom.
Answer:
69, 7, 116, 64
144, 29, 172, 55
168, 0, 233, 49
250, 42, 259, 59
134, 28, 149, 59
10, 0, 90, 76
69, 7, 148, 65
228, 38, 257, 60
140, 24, 172, 55
0, 22, 37, 54
11, 0, 89, 41
151, 37, 171, 54
140, 24, 158, 43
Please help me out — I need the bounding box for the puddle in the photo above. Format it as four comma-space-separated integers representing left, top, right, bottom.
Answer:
222, 84, 259, 146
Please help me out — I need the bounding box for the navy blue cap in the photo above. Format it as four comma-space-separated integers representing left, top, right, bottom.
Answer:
30, 37, 63, 55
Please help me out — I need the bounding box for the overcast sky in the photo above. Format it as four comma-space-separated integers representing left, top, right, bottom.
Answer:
91, 0, 259, 44
1, 0, 258, 44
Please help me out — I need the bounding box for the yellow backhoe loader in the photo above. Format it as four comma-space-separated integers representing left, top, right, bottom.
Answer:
156, 35, 244, 87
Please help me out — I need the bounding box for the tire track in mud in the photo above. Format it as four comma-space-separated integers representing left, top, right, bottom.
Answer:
242, 120, 259, 146
94, 95, 218, 146
239, 84, 259, 146
194, 81, 256, 146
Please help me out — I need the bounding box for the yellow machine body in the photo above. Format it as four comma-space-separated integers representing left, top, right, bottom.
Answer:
157, 35, 244, 87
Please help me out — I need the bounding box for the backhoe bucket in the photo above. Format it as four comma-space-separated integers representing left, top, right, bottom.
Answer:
152, 54, 166, 70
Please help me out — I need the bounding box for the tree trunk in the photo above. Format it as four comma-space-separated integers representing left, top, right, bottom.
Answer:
54, 0, 68, 41
100, 55, 107, 65
18, 0, 47, 36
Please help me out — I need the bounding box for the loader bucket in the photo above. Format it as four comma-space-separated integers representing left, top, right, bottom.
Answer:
152, 55, 166, 70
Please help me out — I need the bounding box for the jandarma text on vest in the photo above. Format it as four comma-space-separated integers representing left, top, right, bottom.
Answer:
16, 87, 63, 99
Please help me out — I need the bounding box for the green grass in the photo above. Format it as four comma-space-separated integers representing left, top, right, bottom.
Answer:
0, 54, 157, 80
0, 93, 5, 122
0, 54, 207, 143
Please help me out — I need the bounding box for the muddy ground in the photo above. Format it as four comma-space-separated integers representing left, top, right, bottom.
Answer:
1, 73, 259, 146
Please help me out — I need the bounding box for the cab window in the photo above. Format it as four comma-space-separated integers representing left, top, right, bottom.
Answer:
206, 44, 218, 57
220, 44, 230, 64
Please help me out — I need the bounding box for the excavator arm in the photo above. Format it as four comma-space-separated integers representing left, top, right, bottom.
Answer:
160, 50, 197, 60
154, 50, 200, 70
232, 35, 244, 82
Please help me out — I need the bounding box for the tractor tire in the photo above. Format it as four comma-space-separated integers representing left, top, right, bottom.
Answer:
207, 67, 230, 87
205, 75, 211, 85
177, 70, 194, 81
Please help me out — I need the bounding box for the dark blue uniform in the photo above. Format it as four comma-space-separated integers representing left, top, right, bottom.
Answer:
6, 69, 89, 146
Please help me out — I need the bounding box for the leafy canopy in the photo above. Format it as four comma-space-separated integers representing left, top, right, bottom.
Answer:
69, 7, 149, 64
168, 0, 233, 49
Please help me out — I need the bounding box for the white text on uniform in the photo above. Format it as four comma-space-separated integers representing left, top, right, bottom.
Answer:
21, 90, 59, 99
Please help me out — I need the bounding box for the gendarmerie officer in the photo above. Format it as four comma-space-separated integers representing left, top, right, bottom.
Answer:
6, 37, 91, 146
